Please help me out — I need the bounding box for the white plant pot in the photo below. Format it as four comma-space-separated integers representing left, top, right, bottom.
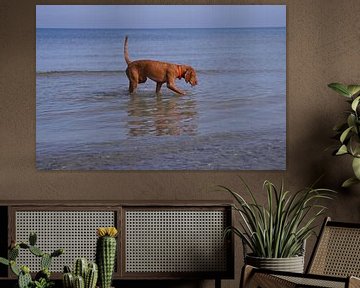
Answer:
245, 254, 305, 273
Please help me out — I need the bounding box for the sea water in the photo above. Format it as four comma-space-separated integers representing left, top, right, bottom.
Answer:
36, 28, 286, 170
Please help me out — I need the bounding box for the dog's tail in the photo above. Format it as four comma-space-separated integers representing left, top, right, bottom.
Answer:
124, 36, 131, 65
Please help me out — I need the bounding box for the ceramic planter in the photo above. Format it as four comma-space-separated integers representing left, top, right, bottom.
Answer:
245, 254, 305, 273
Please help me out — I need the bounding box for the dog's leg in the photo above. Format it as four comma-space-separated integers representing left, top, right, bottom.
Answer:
166, 81, 185, 95
129, 81, 137, 94
156, 82, 163, 94
127, 68, 139, 94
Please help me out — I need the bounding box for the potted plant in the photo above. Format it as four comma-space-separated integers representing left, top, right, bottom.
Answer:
61, 227, 118, 288
96, 227, 118, 288
328, 83, 360, 187
0, 232, 63, 288
221, 179, 334, 273
62, 258, 98, 288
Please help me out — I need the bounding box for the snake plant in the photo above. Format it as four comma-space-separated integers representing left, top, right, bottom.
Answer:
221, 178, 335, 258
328, 83, 360, 187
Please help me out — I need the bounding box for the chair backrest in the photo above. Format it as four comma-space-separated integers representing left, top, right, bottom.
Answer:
307, 217, 360, 277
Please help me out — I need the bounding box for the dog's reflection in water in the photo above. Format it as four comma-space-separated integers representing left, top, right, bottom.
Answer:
127, 93, 198, 137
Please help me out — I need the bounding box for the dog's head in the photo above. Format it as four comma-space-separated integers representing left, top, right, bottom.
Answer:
184, 67, 198, 86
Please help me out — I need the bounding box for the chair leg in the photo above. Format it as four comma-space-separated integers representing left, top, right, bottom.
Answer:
240, 265, 255, 288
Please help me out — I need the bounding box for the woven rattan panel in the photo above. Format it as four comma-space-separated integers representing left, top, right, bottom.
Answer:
125, 210, 227, 273
310, 226, 360, 277
15, 211, 115, 272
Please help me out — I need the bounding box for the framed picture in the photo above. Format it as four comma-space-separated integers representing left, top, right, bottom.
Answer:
36, 5, 286, 170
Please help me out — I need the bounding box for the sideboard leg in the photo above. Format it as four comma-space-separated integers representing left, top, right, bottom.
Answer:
215, 278, 221, 288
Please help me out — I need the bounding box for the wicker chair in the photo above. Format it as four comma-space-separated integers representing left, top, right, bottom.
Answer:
241, 217, 360, 288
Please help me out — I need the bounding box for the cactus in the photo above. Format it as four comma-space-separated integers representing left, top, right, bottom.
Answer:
0, 232, 63, 288
63, 272, 74, 288
21, 265, 30, 274
19, 270, 32, 288
64, 265, 72, 273
85, 263, 98, 288
18, 266, 32, 288
62, 265, 74, 288
35, 268, 51, 281
29, 232, 37, 246
41, 253, 52, 270
63, 260, 98, 288
9, 246, 19, 260
96, 227, 118, 288
51, 248, 64, 258
19, 243, 30, 249
74, 275, 85, 288
74, 258, 88, 279
29, 245, 44, 257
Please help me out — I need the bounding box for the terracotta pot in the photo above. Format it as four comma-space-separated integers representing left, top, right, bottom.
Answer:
245, 254, 305, 273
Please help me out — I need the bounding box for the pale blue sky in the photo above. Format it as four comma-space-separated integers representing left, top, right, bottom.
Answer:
36, 5, 286, 29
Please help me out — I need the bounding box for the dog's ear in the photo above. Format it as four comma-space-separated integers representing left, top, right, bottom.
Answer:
184, 67, 198, 86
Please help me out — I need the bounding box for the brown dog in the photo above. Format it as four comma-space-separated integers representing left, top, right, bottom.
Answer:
124, 36, 198, 95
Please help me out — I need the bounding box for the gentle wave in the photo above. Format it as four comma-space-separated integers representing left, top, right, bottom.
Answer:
36, 68, 283, 77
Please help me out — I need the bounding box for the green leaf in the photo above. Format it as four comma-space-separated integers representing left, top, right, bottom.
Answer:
352, 96, 360, 111
340, 126, 353, 143
347, 114, 356, 129
349, 135, 360, 156
0, 257, 9, 266
342, 177, 360, 188
352, 157, 360, 179
336, 144, 348, 155
347, 85, 360, 97
328, 83, 351, 97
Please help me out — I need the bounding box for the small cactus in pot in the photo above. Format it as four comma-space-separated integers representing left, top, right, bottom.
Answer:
96, 227, 118, 288
62, 259, 98, 288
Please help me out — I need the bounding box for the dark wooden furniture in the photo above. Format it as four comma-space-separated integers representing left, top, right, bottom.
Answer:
0, 201, 234, 288
241, 217, 360, 288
